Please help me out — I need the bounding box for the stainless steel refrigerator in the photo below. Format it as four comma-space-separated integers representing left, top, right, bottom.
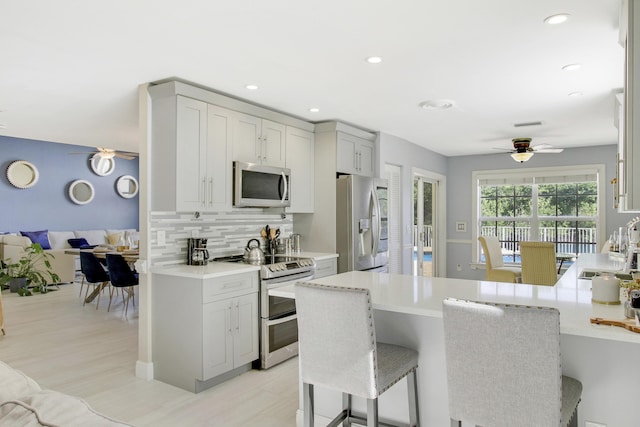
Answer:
336, 175, 389, 273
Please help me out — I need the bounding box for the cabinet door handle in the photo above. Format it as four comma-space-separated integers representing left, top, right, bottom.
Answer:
235, 300, 240, 333
227, 302, 232, 333
209, 177, 214, 207
201, 177, 207, 206
262, 136, 267, 162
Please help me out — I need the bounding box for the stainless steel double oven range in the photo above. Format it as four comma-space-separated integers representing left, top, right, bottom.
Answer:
213, 254, 315, 369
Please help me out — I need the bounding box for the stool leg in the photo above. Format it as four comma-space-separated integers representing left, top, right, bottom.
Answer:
303, 382, 314, 427
407, 369, 420, 426
342, 393, 351, 427
366, 398, 378, 427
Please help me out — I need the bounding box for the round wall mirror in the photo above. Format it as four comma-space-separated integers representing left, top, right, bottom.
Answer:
90, 154, 115, 176
6, 160, 39, 189
68, 179, 95, 205
115, 175, 139, 198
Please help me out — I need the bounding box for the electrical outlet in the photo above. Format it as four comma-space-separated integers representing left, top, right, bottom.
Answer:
456, 263, 462, 271
585, 421, 606, 427
157, 230, 165, 246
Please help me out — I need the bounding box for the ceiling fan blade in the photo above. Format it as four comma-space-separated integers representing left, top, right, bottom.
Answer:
534, 148, 564, 153
114, 153, 136, 160
492, 147, 515, 152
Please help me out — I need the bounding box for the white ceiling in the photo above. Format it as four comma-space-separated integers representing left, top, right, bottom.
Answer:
0, 0, 625, 157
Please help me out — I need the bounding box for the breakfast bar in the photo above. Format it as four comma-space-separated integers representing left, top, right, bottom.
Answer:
282, 254, 640, 426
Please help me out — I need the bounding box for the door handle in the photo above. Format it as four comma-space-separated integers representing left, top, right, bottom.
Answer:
201, 177, 207, 206
208, 177, 214, 206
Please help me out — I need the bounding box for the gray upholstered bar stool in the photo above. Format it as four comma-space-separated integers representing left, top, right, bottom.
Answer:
442, 298, 582, 427
295, 282, 420, 427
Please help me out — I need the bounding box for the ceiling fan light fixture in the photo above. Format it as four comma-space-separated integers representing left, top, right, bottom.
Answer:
511, 151, 534, 163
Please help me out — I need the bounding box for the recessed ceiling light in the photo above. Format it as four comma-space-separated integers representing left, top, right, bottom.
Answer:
245, 84, 259, 90
544, 13, 569, 25
308, 107, 320, 113
418, 99, 456, 110
366, 56, 383, 64
568, 91, 583, 97
562, 63, 581, 71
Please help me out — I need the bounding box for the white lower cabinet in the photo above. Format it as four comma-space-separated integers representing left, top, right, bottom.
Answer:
152, 271, 258, 393
203, 293, 258, 379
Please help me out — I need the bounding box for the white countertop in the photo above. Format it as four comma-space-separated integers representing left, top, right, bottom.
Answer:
150, 252, 336, 279
274, 253, 640, 344
151, 262, 260, 279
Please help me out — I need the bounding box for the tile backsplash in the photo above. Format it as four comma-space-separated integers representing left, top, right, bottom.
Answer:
150, 210, 293, 266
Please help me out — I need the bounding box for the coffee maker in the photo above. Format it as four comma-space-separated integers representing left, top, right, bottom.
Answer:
187, 238, 209, 265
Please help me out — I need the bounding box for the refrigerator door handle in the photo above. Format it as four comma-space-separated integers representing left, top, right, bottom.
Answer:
371, 188, 381, 257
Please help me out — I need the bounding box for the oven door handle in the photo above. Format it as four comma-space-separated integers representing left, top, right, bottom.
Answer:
266, 313, 297, 326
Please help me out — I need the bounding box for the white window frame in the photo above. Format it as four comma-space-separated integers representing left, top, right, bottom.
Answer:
471, 164, 606, 264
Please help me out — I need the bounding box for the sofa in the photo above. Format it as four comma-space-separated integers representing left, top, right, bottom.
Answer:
0, 229, 138, 286
0, 360, 133, 426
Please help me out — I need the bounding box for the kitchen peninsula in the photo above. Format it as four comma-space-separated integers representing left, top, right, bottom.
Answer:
282, 254, 640, 427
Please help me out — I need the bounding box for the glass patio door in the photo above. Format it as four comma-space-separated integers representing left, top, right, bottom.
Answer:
413, 175, 436, 277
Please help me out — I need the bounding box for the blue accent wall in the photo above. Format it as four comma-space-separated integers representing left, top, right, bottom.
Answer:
0, 136, 139, 233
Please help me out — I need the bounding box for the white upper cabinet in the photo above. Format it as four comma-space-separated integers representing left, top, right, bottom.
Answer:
151, 94, 233, 212
176, 96, 208, 211
233, 113, 286, 168
207, 105, 234, 211
285, 126, 315, 213
621, 0, 640, 212
336, 132, 375, 177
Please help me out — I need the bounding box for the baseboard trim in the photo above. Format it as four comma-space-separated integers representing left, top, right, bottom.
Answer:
135, 360, 154, 380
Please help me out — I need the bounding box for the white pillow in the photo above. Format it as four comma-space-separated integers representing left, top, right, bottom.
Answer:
47, 231, 76, 250
73, 230, 107, 246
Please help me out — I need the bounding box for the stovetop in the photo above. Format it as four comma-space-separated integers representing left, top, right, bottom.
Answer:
212, 254, 315, 280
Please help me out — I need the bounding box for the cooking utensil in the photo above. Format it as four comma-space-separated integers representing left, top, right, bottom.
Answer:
243, 238, 265, 265
590, 317, 640, 333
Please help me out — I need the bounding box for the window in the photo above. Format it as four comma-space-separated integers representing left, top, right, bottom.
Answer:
473, 165, 605, 264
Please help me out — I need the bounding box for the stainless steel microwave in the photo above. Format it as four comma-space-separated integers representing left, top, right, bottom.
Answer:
233, 161, 291, 207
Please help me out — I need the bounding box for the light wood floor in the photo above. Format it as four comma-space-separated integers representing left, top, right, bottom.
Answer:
0, 281, 299, 426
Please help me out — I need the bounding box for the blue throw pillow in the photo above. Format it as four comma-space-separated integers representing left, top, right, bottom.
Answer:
20, 230, 51, 250
67, 238, 90, 248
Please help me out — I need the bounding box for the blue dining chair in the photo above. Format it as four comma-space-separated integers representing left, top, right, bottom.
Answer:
105, 254, 139, 316
79, 252, 110, 309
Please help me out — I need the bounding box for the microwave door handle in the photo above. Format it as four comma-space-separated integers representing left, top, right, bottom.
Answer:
280, 171, 288, 204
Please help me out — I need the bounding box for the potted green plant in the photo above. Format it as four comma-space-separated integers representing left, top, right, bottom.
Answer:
0, 243, 60, 295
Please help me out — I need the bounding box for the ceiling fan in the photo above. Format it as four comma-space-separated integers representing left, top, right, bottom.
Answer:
495, 138, 564, 163
71, 147, 139, 160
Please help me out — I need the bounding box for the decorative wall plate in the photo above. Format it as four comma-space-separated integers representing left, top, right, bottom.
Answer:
115, 175, 139, 198
90, 154, 115, 176
6, 160, 39, 189
68, 179, 95, 205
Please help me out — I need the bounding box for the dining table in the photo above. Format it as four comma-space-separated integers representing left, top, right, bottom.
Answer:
65, 247, 139, 303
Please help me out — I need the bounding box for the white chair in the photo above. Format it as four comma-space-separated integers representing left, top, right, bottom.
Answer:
478, 236, 521, 283
442, 298, 582, 427
295, 282, 420, 427
520, 241, 558, 286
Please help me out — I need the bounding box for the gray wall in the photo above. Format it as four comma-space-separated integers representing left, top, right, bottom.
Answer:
445, 144, 638, 279
0, 135, 139, 233
378, 132, 448, 274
